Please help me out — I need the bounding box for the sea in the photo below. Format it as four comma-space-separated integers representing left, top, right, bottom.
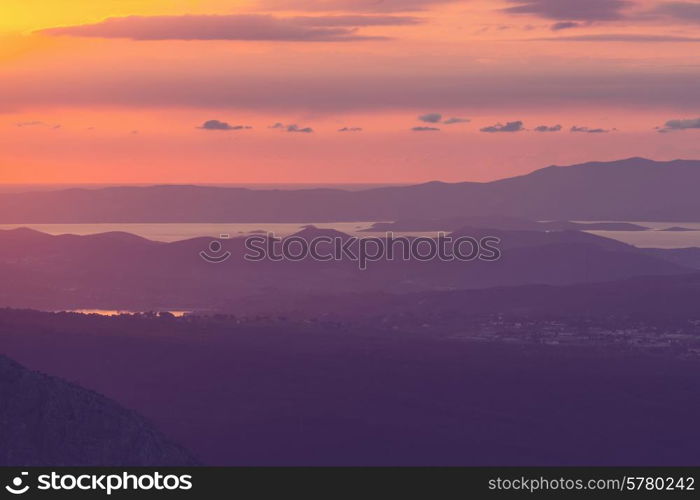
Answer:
0, 221, 699, 248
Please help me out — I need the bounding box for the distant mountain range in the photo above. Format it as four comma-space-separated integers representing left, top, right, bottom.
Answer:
2, 157, 700, 222
0, 225, 693, 310
0, 354, 195, 466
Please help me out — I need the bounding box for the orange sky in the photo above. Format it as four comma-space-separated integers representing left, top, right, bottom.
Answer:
1, 0, 700, 183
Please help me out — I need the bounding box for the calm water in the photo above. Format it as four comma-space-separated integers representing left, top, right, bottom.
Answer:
0, 222, 378, 241
585, 221, 700, 249
64, 309, 190, 317
1, 221, 699, 248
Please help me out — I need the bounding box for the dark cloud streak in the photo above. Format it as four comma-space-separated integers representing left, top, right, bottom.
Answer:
443, 117, 470, 124
480, 121, 524, 133
4, 68, 700, 113
38, 14, 420, 42
198, 119, 252, 130
286, 124, 314, 133
570, 125, 611, 133
534, 33, 700, 42
503, 0, 632, 21
658, 117, 700, 133
419, 113, 470, 124
652, 2, 700, 23
418, 112, 442, 123
551, 21, 580, 30
534, 124, 562, 132
261, 0, 459, 13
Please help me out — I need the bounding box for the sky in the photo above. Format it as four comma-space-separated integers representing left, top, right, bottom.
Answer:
1, 0, 700, 184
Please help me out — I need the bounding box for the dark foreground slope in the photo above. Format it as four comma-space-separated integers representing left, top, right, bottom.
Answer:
0, 354, 196, 466
1, 307, 699, 466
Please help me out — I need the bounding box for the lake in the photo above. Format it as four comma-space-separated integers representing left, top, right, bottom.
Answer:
585, 221, 700, 249
64, 309, 190, 317
0, 222, 376, 242
1, 221, 699, 248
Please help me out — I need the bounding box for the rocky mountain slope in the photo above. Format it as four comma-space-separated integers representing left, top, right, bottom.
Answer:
0, 354, 196, 466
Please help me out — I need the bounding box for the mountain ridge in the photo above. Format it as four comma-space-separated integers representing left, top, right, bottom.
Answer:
1, 157, 700, 222
0, 226, 691, 310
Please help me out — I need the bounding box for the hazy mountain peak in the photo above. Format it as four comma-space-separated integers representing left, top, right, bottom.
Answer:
290, 225, 353, 239
2, 157, 700, 223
